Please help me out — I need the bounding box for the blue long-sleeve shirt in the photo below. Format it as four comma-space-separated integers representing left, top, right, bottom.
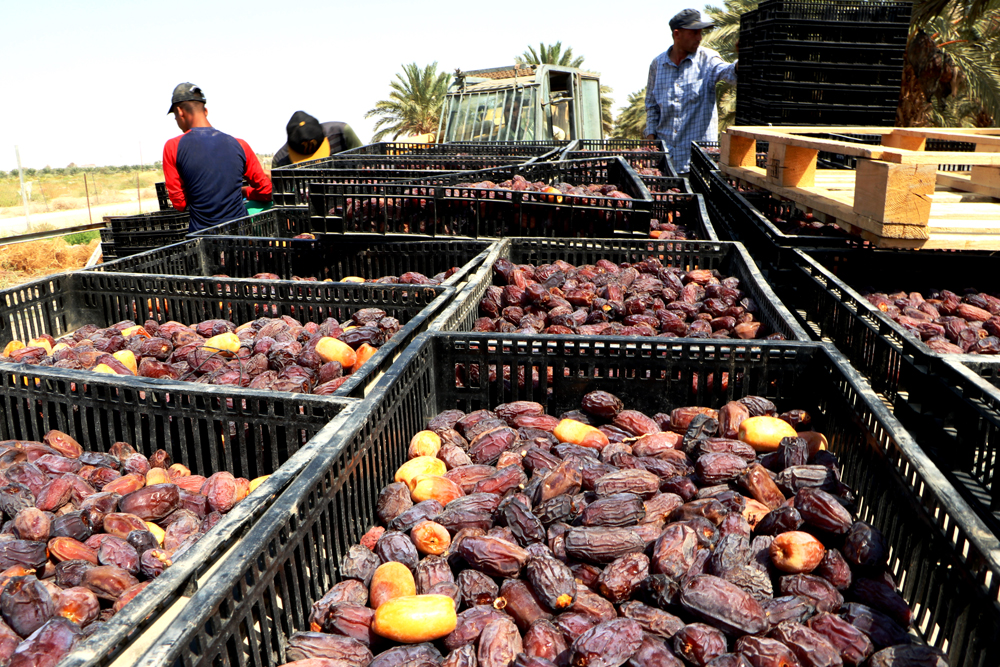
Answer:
645, 46, 737, 174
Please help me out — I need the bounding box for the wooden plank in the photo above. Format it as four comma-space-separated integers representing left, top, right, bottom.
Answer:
720, 133, 756, 168
728, 128, 899, 161
725, 128, 1000, 166
882, 131, 927, 151
970, 142, 1000, 190
720, 162, 1000, 250
720, 164, 928, 238
891, 127, 1000, 148
766, 143, 818, 187
936, 172, 1000, 199
853, 160, 935, 229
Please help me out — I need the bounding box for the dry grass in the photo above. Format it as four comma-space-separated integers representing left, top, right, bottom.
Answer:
0, 238, 99, 288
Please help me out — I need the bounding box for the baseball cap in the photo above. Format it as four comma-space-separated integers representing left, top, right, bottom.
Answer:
670, 8, 714, 30
168, 83, 206, 114
286, 111, 331, 163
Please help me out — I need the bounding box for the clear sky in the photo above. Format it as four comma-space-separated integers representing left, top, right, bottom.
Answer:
0, 0, 700, 171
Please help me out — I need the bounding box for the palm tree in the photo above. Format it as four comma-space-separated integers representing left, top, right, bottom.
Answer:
611, 88, 648, 140
703, 0, 1000, 128
515, 42, 584, 68
365, 62, 450, 142
897, 3, 1000, 126
515, 42, 614, 135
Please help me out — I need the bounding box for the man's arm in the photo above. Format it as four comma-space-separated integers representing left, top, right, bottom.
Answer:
644, 60, 661, 140
238, 139, 272, 202
162, 137, 187, 210
708, 51, 738, 86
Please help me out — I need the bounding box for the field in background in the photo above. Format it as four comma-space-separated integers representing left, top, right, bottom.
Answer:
0, 168, 165, 218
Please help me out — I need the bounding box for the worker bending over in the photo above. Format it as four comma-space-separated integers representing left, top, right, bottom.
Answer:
162, 83, 272, 232
272, 111, 363, 166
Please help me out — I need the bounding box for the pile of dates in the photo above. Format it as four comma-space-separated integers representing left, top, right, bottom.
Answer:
0, 310, 402, 395
649, 218, 694, 241
452, 175, 633, 202
0, 430, 258, 666
864, 288, 1000, 355
278, 393, 946, 667
213, 267, 461, 287
636, 168, 665, 177
761, 205, 849, 241
473, 257, 783, 340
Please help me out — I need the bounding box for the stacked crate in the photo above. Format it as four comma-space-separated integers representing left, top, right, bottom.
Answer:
736, 0, 911, 125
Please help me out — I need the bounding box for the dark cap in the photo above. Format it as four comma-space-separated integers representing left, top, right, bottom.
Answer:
168, 83, 206, 114
286, 111, 326, 154
670, 8, 714, 30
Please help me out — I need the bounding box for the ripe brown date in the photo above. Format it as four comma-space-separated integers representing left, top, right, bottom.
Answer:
770, 620, 843, 667
564, 527, 646, 564
570, 618, 644, 667
808, 612, 873, 666
680, 575, 768, 636
478, 617, 522, 667
673, 623, 727, 666
526, 555, 576, 611
457, 536, 528, 578
1, 575, 54, 638
618, 601, 685, 639
597, 553, 649, 604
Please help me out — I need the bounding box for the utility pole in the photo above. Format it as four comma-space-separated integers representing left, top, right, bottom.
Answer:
137, 142, 143, 213
14, 146, 30, 231
83, 174, 93, 224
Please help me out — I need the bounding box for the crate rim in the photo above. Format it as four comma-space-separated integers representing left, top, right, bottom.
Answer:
129, 330, 1000, 667
1, 270, 453, 400
54, 391, 360, 667
790, 247, 1000, 369
446, 236, 810, 342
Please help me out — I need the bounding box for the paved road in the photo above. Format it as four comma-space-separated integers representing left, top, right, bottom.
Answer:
0, 200, 153, 236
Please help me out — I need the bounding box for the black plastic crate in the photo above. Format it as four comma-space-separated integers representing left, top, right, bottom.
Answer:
755, 39, 906, 67
753, 21, 909, 46
155, 181, 173, 210
641, 174, 691, 194
271, 154, 533, 208
187, 208, 345, 238
307, 157, 654, 238
93, 234, 497, 291
750, 60, 903, 86
339, 141, 569, 158
781, 247, 1000, 398
755, 0, 912, 24
746, 99, 900, 127
887, 354, 1000, 532
0, 271, 452, 399
111, 228, 189, 252
104, 210, 189, 234
436, 237, 805, 339
0, 363, 358, 667
700, 169, 866, 274
133, 332, 1000, 667
563, 139, 678, 178
649, 192, 718, 241
753, 80, 902, 107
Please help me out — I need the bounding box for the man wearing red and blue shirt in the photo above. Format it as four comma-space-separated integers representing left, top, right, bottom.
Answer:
162, 83, 272, 232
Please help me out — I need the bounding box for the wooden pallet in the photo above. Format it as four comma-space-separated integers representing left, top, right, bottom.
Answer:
718, 127, 1000, 250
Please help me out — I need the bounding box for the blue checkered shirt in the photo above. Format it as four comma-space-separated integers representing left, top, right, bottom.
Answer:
645, 46, 737, 174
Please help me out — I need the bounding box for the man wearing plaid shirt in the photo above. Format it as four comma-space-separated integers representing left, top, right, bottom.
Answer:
645, 9, 738, 174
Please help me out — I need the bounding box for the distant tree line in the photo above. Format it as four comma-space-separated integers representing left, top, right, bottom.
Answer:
0, 162, 164, 179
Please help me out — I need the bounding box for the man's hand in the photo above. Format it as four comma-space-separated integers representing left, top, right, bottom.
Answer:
645, 134, 657, 141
